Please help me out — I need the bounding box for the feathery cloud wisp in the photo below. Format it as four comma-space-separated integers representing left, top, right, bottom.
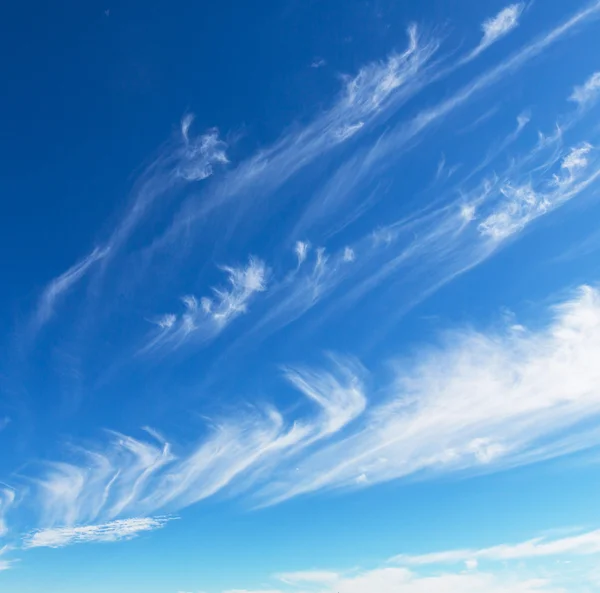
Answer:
480, 4, 525, 49
32, 246, 109, 332
570, 71, 600, 106
0, 489, 15, 537
142, 257, 268, 352
23, 359, 365, 534
23, 516, 173, 549
261, 285, 600, 504
394, 528, 600, 566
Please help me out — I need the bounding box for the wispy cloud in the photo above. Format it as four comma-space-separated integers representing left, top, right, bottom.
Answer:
0, 545, 15, 572
478, 143, 597, 239
145, 26, 441, 251
31, 246, 109, 333
103, 121, 229, 260
310, 57, 326, 69
217, 527, 600, 592
22, 516, 173, 549
142, 257, 268, 352
217, 563, 567, 592
294, 2, 600, 243
394, 528, 600, 566
21, 359, 365, 536
570, 71, 600, 106
261, 285, 600, 504
467, 3, 525, 61
0, 488, 15, 537
18, 284, 600, 530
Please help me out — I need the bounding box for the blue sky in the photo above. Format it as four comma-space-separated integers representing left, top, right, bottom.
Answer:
2, 0, 600, 591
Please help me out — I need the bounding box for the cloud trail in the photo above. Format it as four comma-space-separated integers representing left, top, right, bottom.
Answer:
31, 246, 109, 333
14, 285, 600, 538
23, 516, 173, 549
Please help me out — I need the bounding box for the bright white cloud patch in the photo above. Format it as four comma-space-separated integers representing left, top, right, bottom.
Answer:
462, 3, 525, 62
22, 517, 173, 549
294, 241, 310, 266
262, 285, 600, 503
480, 4, 524, 49
477, 143, 598, 240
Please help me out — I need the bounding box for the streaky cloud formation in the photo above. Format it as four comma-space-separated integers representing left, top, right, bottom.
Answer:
218, 528, 600, 592
20, 285, 600, 530
262, 285, 600, 504
394, 528, 600, 565
295, 1, 600, 247
31, 245, 109, 333
5, 1, 600, 586
148, 25, 441, 249
0, 488, 15, 537
23, 359, 365, 533
23, 516, 173, 549
477, 143, 598, 239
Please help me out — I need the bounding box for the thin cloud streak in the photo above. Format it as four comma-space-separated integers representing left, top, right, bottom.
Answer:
394, 528, 600, 566
31, 245, 110, 333
23, 516, 173, 549
0, 488, 15, 537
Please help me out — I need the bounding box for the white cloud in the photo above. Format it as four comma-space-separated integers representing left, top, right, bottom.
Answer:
298, 2, 600, 246
479, 4, 525, 52
143, 257, 268, 351
570, 71, 600, 106
478, 143, 598, 240
260, 285, 600, 503
0, 488, 15, 537
17, 285, 600, 544
177, 128, 229, 181
276, 570, 339, 585
206, 528, 600, 592
220, 567, 563, 593
343, 247, 356, 262
149, 26, 440, 249
32, 246, 109, 332
22, 516, 173, 549
394, 529, 600, 566
23, 358, 366, 531
295, 241, 310, 267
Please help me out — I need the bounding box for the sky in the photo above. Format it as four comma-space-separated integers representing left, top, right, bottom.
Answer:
2, 0, 600, 591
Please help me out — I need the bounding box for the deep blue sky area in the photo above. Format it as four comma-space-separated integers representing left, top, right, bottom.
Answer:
2, 1, 600, 592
